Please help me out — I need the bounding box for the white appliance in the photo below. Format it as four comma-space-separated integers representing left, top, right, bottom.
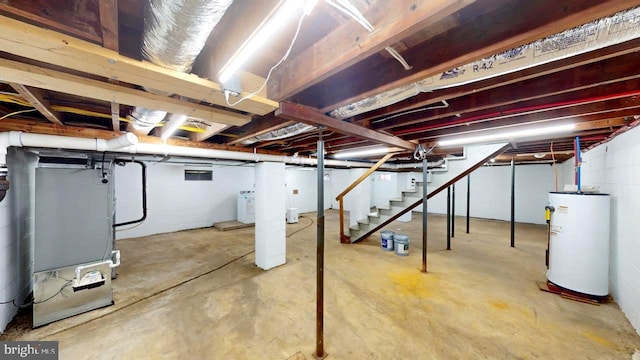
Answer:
237, 190, 255, 224
547, 192, 610, 296
286, 208, 299, 224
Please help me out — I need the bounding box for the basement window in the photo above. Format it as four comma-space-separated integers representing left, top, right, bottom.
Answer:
184, 169, 212, 181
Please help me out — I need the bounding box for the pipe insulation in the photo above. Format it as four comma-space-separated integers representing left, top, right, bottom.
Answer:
130, 0, 234, 132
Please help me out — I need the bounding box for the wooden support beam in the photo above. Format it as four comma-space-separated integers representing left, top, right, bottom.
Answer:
8, 83, 64, 126
400, 79, 640, 140
0, 14, 278, 115
0, 1, 102, 43
189, 122, 229, 142
227, 113, 295, 145
373, 52, 640, 131
291, 0, 640, 111
98, 0, 119, 52
414, 102, 640, 142
352, 37, 640, 125
0, 58, 251, 127
98, 0, 121, 131
276, 102, 415, 150
0, 119, 286, 155
268, 0, 472, 100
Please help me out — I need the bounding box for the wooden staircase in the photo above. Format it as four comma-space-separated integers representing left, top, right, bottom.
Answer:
338, 143, 511, 243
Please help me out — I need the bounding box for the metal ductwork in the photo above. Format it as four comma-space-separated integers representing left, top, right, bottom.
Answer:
128, 0, 234, 134
242, 123, 316, 145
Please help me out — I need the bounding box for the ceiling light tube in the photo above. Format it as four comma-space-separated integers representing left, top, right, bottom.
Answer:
160, 114, 188, 141
218, 0, 318, 84
333, 147, 390, 159
438, 124, 576, 147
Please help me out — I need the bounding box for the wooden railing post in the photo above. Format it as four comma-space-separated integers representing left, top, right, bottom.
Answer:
339, 198, 349, 243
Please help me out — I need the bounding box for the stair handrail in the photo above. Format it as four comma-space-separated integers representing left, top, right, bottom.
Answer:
352, 144, 511, 243
335, 152, 395, 243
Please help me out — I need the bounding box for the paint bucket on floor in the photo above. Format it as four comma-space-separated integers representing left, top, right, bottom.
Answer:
394, 234, 409, 256
381, 230, 395, 251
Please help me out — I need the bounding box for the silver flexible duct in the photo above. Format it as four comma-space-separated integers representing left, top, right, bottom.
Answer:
129, 0, 234, 133
242, 123, 316, 145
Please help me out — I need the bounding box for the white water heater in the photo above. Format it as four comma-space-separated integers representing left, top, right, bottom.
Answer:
547, 192, 610, 296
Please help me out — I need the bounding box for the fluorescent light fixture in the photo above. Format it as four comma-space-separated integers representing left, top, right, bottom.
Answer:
218, 0, 318, 84
160, 114, 188, 141
333, 147, 390, 159
438, 123, 576, 147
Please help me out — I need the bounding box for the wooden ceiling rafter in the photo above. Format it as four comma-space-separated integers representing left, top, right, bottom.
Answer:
8, 83, 64, 126
369, 53, 640, 131
0, 57, 251, 127
290, 0, 640, 111
276, 102, 416, 150
98, 0, 121, 132
412, 108, 637, 143
0, 14, 278, 116
267, 0, 473, 100
350, 37, 640, 125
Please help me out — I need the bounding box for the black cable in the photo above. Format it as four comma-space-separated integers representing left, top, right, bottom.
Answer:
42, 249, 256, 338
1, 280, 72, 309
33, 281, 73, 305
286, 215, 314, 238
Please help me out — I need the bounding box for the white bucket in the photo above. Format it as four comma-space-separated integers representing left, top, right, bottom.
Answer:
394, 234, 409, 256
381, 230, 395, 251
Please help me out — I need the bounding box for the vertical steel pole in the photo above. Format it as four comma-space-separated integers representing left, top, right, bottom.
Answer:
466, 174, 470, 234
510, 157, 515, 248
421, 158, 428, 273
315, 136, 325, 358
446, 186, 451, 250
452, 183, 455, 238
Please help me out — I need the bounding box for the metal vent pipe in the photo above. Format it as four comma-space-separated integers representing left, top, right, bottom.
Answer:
128, 0, 234, 134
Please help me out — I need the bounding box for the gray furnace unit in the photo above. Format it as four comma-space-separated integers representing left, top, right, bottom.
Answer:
33, 166, 120, 327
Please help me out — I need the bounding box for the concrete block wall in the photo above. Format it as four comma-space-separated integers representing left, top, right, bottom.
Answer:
386, 164, 556, 225
1, 149, 37, 333
284, 167, 331, 213
115, 163, 255, 239
561, 126, 640, 334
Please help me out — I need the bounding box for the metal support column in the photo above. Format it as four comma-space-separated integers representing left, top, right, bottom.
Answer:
315, 136, 326, 359
510, 157, 515, 248
466, 175, 470, 234
446, 186, 451, 250
451, 183, 455, 238
421, 158, 428, 273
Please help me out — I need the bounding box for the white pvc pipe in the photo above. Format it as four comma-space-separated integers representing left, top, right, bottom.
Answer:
0, 131, 398, 169
1, 131, 457, 170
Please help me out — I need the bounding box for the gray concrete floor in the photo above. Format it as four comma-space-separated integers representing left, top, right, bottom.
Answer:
2, 210, 640, 359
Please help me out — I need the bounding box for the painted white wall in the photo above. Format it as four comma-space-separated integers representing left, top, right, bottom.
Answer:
372, 171, 398, 208
115, 162, 255, 239
346, 169, 372, 226
330, 169, 350, 210
284, 167, 331, 213
330, 168, 372, 221
412, 164, 555, 225
567, 126, 640, 334
1, 149, 37, 333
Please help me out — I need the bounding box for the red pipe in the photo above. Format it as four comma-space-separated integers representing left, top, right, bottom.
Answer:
393, 90, 640, 136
